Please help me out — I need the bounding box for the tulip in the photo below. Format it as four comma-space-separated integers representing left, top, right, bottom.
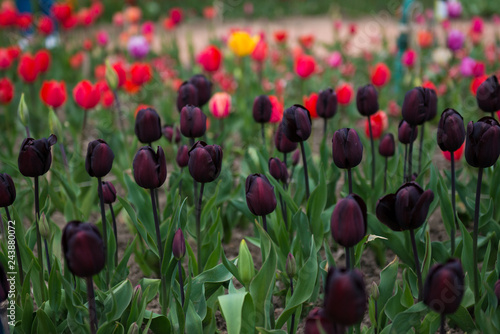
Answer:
169, 7, 183, 25
379, 133, 395, 192
398, 119, 418, 181
245, 173, 277, 231
228, 31, 259, 57
133, 146, 167, 190
208, 92, 231, 119
162, 125, 181, 144
447, 29, 465, 51
253, 95, 272, 144
135, 107, 162, 145
130, 63, 152, 86
180, 105, 207, 139
364, 110, 388, 140
18, 54, 39, 83
34, 50, 51, 73
73, 80, 100, 110
85, 139, 114, 178
268, 157, 288, 184
302, 93, 318, 119
189, 74, 212, 107
40, 80, 66, 109
0, 77, 14, 105
332, 128, 363, 194
336, 83, 354, 105
447, 0, 462, 18
127, 35, 149, 59
176, 145, 189, 168
177, 81, 199, 112
324, 267, 367, 326
100, 181, 116, 205
173, 228, 186, 305
316, 88, 337, 136
304, 308, 345, 334
475, 75, 500, 116
18, 135, 57, 178
356, 84, 379, 117
371, 63, 391, 87
197, 45, 222, 73
275, 123, 298, 164
237, 239, 255, 287
294, 54, 316, 79
402, 49, 417, 68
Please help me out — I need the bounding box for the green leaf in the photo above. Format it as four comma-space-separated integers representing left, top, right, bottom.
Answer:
218, 292, 255, 334
104, 280, 134, 321
449, 305, 477, 332
378, 257, 399, 311
265, 172, 299, 214
306, 167, 327, 249
34, 309, 57, 333
143, 311, 170, 334
48, 261, 62, 315
389, 302, 427, 333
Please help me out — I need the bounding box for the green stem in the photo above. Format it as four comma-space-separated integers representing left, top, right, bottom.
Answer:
196, 183, 205, 273
34, 176, 46, 300
151, 189, 167, 314
368, 115, 375, 189
409, 229, 423, 301
473, 168, 483, 302
97, 178, 109, 286
348, 168, 353, 194
408, 126, 415, 182
299, 141, 310, 199
86, 276, 98, 334
289, 277, 295, 334
418, 123, 425, 174
178, 260, 184, 306
110, 204, 118, 265
450, 153, 456, 255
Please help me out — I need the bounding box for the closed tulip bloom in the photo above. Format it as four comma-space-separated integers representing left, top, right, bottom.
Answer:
196, 45, 222, 73
437, 108, 465, 152
73, 80, 100, 110
0, 78, 14, 104
356, 84, 379, 117
331, 194, 367, 247
282, 104, 312, 142
188, 141, 223, 183
180, 105, 207, 138
376, 182, 434, 231
0, 263, 8, 302
275, 123, 298, 153
0, 173, 15, 207
34, 50, 51, 73
18, 135, 57, 177
398, 120, 418, 144
253, 95, 272, 123
18, 54, 39, 83
304, 308, 344, 334
133, 146, 167, 189
85, 139, 114, 178
62, 221, 105, 277
245, 174, 277, 216
332, 128, 363, 169
135, 107, 162, 144
402, 87, 437, 126
189, 74, 212, 107
162, 125, 181, 143
475, 75, 500, 113
177, 81, 198, 112
176, 145, 189, 168
324, 267, 367, 326
99, 181, 116, 204
465, 117, 500, 168
316, 88, 337, 119
423, 258, 464, 314
130, 63, 152, 86
294, 54, 316, 79
172, 228, 186, 260
40, 80, 67, 108
370, 63, 391, 87
268, 157, 288, 183
379, 133, 395, 157
208, 92, 231, 119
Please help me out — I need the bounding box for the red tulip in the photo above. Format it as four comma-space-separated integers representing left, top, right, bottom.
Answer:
0, 78, 14, 105
60, 15, 78, 30
169, 7, 183, 25
34, 49, 51, 73
273, 30, 287, 43
269, 95, 284, 123
112, 62, 126, 88
73, 80, 100, 110
470, 75, 488, 96
371, 63, 391, 87
70, 52, 84, 69
295, 54, 316, 79
197, 45, 222, 73
130, 63, 152, 86
18, 54, 39, 83
0, 7, 17, 27
364, 111, 388, 139
336, 83, 354, 105
251, 40, 268, 63
16, 13, 32, 30
38, 16, 54, 35
7, 46, 20, 61
298, 34, 315, 49
0, 48, 12, 70
303, 93, 318, 118
422, 81, 437, 94
40, 80, 66, 108
52, 3, 72, 22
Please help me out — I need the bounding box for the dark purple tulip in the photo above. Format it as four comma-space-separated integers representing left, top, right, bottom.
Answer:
172, 228, 186, 260
282, 104, 312, 142
398, 119, 418, 144
286, 253, 296, 278
275, 123, 298, 153
376, 182, 434, 231
133, 146, 167, 189
99, 181, 116, 204
356, 84, 379, 117
494, 279, 500, 301
465, 117, 500, 168
332, 128, 363, 169
437, 108, 465, 152
189, 74, 212, 107
188, 141, 222, 183
162, 125, 181, 144
304, 308, 345, 334
177, 81, 199, 112
85, 139, 115, 178
245, 174, 277, 216
402, 87, 437, 126
135, 107, 162, 144
252, 95, 272, 123
176, 145, 189, 168
269, 157, 288, 183
0, 173, 16, 207
324, 267, 366, 326
331, 194, 367, 247
62, 221, 105, 277
379, 133, 395, 157
0, 263, 8, 302
316, 88, 337, 119
476, 75, 500, 113
292, 150, 300, 166
18, 134, 57, 177
180, 105, 207, 138
423, 258, 464, 314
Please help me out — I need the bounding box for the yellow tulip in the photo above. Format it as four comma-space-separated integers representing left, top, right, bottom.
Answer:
227, 31, 259, 57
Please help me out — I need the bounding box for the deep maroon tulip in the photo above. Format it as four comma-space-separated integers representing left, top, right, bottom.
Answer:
188, 141, 222, 183
332, 128, 363, 169
437, 108, 466, 152
282, 104, 312, 142
176, 81, 198, 112
135, 107, 162, 144
275, 123, 298, 153
85, 139, 114, 178
465, 117, 500, 168
494, 279, 500, 301
99, 181, 116, 204
18, 134, 57, 177
172, 228, 186, 260
0, 173, 16, 207
162, 125, 181, 144
62, 221, 105, 277
133, 146, 167, 189
292, 150, 300, 166
376, 182, 434, 231
423, 258, 464, 314
304, 308, 345, 334
176, 145, 189, 168
356, 84, 379, 117
252, 95, 272, 123
324, 267, 367, 326
316, 88, 338, 119
180, 105, 207, 138
268, 157, 288, 183
476, 75, 500, 113
398, 119, 418, 144
189, 74, 212, 107
331, 194, 367, 247
402, 87, 437, 126
0, 263, 8, 302
245, 174, 277, 216
379, 133, 395, 157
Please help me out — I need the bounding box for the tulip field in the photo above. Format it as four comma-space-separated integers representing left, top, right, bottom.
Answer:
1, 1, 500, 333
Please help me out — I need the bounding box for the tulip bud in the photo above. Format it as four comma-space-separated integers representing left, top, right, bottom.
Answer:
324, 267, 367, 326
133, 285, 142, 305
465, 117, 500, 168
494, 278, 500, 302
177, 81, 198, 112
245, 174, 277, 216
356, 84, 379, 117
188, 141, 223, 183
162, 125, 181, 144
105, 59, 118, 90
180, 105, 207, 138
17, 93, 29, 127
252, 95, 272, 123
292, 150, 300, 166
282, 104, 312, 142
275, 123, 298, 153
128, 323, 139, 334
85, 139, 114, 178
316, 88, 337, 119
176, 145, 189, 168
39, 213, 51, 239
286, 253, 296, 279
189, 74, 212, 107
370, 282, 379, 301
100, 181, 117, 204
268, 157, 287, 183
476, 75, 500, 113
332, 128, 363, 169
135, 107, 162, 144
423, 258, 464, 314
18, 134, 57, 177
402, 87, 437, 126
172, 228, 186, 260
378, 133, 395, 157
304, 308, 344, 334
398, 119, 418, 144
237, 239, 255, 286
0, 173, 16, 207
331, 194, 367, 247
437, 108, 465, 153
48, 108, 63, 139
62, 221, 105, 277
133, 146, 167, 189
